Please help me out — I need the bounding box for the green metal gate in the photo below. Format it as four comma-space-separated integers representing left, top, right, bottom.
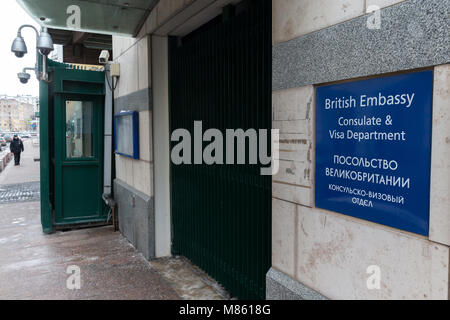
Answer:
169, 0, 271, 300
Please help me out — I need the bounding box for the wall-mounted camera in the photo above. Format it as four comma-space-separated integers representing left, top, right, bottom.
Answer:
99, 50, 110, 64
17, 72, 31, 84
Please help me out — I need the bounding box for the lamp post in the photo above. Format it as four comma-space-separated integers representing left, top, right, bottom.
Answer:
11, 25, 54, 83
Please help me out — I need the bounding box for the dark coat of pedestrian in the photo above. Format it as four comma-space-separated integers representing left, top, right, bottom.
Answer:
10, 135, 24, 166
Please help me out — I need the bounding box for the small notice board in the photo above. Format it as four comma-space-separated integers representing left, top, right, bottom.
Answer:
114, 111, 139, 159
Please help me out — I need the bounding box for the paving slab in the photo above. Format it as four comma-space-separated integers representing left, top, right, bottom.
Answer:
0, 138, 227, 300
0, 139, 40, 186
0, 201, 181, 300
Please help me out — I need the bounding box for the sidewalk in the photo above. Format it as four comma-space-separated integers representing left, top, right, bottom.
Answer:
0, 139, 40, 185
0, 140, 227, 300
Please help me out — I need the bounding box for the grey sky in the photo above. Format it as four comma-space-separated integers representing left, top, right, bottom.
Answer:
0, 0, 40, 97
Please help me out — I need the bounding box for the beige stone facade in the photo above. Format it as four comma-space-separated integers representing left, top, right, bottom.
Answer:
110, 0, 449, 299
270, 0, 449, 300
0, 97, 35, 132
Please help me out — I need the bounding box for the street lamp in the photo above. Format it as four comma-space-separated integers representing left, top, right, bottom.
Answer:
11, 25, 54, 82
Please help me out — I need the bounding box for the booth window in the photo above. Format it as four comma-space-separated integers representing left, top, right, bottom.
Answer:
65, 101, 94, 159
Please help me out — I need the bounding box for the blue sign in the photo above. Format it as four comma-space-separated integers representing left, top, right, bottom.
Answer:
315, 70, 433, 236
114, 111, 140, 159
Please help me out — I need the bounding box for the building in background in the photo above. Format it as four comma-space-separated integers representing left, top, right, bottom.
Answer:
0, 95, 38, 132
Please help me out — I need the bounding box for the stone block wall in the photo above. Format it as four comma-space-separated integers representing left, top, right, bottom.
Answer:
269, 0, 450, 300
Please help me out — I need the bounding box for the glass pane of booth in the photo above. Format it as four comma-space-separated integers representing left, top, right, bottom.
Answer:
65, 101, 94, 159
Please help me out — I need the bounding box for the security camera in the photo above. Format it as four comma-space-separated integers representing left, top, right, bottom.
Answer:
39, 47, 53, 56
99, 50, 110, 64
11, 34, 27, 58
17, 72, 31, 84
37, 27, 54, 56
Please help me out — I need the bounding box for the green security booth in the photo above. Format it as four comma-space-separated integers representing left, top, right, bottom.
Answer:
40, 59, 110, 233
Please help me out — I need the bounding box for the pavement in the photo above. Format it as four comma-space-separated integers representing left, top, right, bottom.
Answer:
0, 139, 227, 300
0, 139, 40, 185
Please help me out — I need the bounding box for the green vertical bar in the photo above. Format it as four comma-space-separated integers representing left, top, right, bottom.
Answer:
39, 78, 53, 234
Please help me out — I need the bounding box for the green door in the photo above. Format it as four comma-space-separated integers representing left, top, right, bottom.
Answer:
169, 0, 271, 300
54, 94, 106, 226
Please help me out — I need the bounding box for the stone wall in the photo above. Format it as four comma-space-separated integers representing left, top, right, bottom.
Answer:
269, 0, 450, 300
112, 34, 154, 259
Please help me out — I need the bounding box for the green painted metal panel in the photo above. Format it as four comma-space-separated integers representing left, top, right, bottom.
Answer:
39, 79, 53, 234
169, 0, 271, 300
53, 67, 105, 95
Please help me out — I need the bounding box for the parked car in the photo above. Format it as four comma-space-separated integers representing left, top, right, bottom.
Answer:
3, 135, 12, 143
0, 137, 6, 146
21, 134, 31, 139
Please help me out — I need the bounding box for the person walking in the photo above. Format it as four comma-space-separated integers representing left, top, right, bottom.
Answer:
10, 135, 24, 166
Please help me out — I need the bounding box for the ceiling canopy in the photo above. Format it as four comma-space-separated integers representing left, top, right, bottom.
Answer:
17, 0, 159, 36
